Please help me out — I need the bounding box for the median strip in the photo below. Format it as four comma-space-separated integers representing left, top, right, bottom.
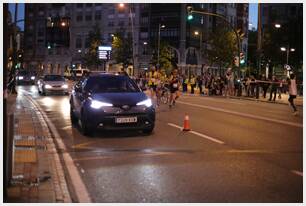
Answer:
167, 123, 225, 144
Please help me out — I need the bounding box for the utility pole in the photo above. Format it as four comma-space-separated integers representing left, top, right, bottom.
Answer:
257, 3, 262, 77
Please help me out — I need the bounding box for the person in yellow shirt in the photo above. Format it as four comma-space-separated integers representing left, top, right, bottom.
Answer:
148, 66, 159, 100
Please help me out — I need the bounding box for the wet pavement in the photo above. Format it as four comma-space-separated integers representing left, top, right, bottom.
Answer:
16, 84, 303, 202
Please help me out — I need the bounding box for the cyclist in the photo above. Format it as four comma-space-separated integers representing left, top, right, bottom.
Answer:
169, 69, 180, 108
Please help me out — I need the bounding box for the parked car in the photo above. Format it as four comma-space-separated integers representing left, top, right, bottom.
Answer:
37, 74, 69, 95
70, 72, 155, 136
16, 70, 36, 85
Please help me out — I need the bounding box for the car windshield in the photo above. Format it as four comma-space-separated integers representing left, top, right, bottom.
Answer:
18, 71, 29, 76
86, 75, 140, 93
44, 75, 65, 81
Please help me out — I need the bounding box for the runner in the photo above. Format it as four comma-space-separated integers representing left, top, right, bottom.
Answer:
147, 66, 159, 100
169, 69, 180, 108
288, 73, 298, 115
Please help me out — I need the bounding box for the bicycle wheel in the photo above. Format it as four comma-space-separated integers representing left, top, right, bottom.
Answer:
161, 90, 169, 104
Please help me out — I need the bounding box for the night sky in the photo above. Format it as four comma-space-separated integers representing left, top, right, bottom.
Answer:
8, 3, 258, 31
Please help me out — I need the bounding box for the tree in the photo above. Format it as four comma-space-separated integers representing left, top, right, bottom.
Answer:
83, 24, 103, 70
151, 41, 176, 75
112, 30, 133, 67
206, 27, 239, 74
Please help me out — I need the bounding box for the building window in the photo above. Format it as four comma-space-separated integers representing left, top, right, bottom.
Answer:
76, 13, 83, 21
77, 3, 83, 8
76, 38, 82, 48
85, 13, 92, 21
108, 14, 114, 19
95, 3, 102, 6
140, 32, 148, 39
85, 38, 90, 48
95, 11, 101, 20
118, 13, 125, 18
108, 22, 114, 27
118, 21, 125, 26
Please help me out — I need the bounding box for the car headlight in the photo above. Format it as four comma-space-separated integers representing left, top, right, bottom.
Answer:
136, 98, 152, 107
31, 76, 35, 80
45, 84, 52, 89
61, 84, 68, 89
90, 100, 113, 109
18, 76, 24, 80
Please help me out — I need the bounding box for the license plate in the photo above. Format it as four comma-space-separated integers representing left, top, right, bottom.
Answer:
115, 117, 137, 123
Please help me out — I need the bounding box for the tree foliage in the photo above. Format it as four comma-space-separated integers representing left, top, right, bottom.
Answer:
151, 41, 176, 75
112, 30, 133, 67
206, 27, 239, 70
83, 24, 103, 69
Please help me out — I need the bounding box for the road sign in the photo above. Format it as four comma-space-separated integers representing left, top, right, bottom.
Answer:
98, 46, 112, 60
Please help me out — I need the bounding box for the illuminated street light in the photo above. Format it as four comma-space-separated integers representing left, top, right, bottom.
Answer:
280, 45, 295, 64
143, 42, 147, 45
119, 3, 124, 8
275, 24, 281, 28
290, 48, 295, 52
194, 31, 199, 36
280, 47, 286, 51
78, 49, 81, 53
61, 22, 66, 27
18, 54, 22, 58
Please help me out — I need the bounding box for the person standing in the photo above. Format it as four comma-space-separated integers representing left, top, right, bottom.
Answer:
190, 75, 196, 94
169, 69, 180, 108
269, 75, 278, 101
288, 73, 298, 115
182, 74, 188, 93
261, 75, 269, 98
197, 75, 203, 95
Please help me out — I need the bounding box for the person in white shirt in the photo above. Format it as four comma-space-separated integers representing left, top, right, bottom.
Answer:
288, 73, 298, 115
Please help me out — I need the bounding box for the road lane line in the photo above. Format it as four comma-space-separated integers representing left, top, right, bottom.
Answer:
291, 170, 303, 177
167, 123, 225, 144
25, 94, 92, 203
176, 101, 303, 128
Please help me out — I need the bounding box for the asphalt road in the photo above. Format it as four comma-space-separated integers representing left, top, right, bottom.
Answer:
17, 85, 303, 203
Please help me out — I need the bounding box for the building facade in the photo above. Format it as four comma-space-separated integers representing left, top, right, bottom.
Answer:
24, 3, 248, 76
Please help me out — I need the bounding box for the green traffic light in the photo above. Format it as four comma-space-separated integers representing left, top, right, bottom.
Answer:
48, 45, 51, 49
240, 59, 245, 64
187, 15, 193, 20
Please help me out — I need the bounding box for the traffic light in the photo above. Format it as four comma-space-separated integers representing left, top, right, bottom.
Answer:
187, 6, 193, 20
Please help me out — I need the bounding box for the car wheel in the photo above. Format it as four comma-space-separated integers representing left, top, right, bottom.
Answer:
70, 105, 78, 125
143, 126, 154, 134
42, 88, 46, 96
80, 111, 94, 136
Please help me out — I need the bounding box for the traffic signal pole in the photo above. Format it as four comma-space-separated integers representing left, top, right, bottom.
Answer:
187, 7, 241, 77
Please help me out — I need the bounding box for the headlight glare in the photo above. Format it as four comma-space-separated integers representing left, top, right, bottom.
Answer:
61, 84, 68, 89
136, 98, 152, 107
18, 76, 24, 80
90, 100, 113, 109
45, 84, 52, 89
31, 76, 35, 80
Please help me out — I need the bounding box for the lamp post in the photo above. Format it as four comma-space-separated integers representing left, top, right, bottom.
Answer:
280, 45, 295, 65
194, 30, 202, 56
119, 3, 135, 75
157, 23, 166, 67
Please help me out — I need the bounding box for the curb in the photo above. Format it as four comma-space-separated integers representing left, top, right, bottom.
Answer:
24, 94, 91, 203
24, 95, 72, 203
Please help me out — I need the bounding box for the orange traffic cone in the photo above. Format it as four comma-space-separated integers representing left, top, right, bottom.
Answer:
183, 115, 191, 131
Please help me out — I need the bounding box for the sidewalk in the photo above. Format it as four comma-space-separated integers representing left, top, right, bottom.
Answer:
6, 93, 71, 203
180, 87, 303, 106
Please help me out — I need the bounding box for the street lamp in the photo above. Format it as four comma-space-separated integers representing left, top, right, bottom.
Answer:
274, 24, 281, 28
157, 23, 166, 66
280, 45, 295, 64
194, 30, 202, 55
118, 3, 136, 75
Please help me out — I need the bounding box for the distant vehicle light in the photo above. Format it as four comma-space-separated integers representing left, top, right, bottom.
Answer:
62, 84, 68, 89
18, 76, 24, 80
45, 84, 52, 89
31, 76, 35, 80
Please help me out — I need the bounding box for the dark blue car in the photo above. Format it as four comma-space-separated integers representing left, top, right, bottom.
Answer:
70, 72, 155, 136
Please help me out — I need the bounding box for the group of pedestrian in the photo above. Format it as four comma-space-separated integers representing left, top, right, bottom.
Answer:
136, 67, 299, 115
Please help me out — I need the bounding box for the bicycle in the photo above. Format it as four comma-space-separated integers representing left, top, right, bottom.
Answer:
160, 84, 170, 104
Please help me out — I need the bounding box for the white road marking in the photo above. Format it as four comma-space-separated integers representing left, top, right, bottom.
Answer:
176, 101, 303, 128
167, 123, 225, 144
291, 170, 303, 177
180, 96, 245, 105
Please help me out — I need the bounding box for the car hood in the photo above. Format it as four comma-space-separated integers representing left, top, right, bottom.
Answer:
90, 92, 148, 106
44, 81, 66, 86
